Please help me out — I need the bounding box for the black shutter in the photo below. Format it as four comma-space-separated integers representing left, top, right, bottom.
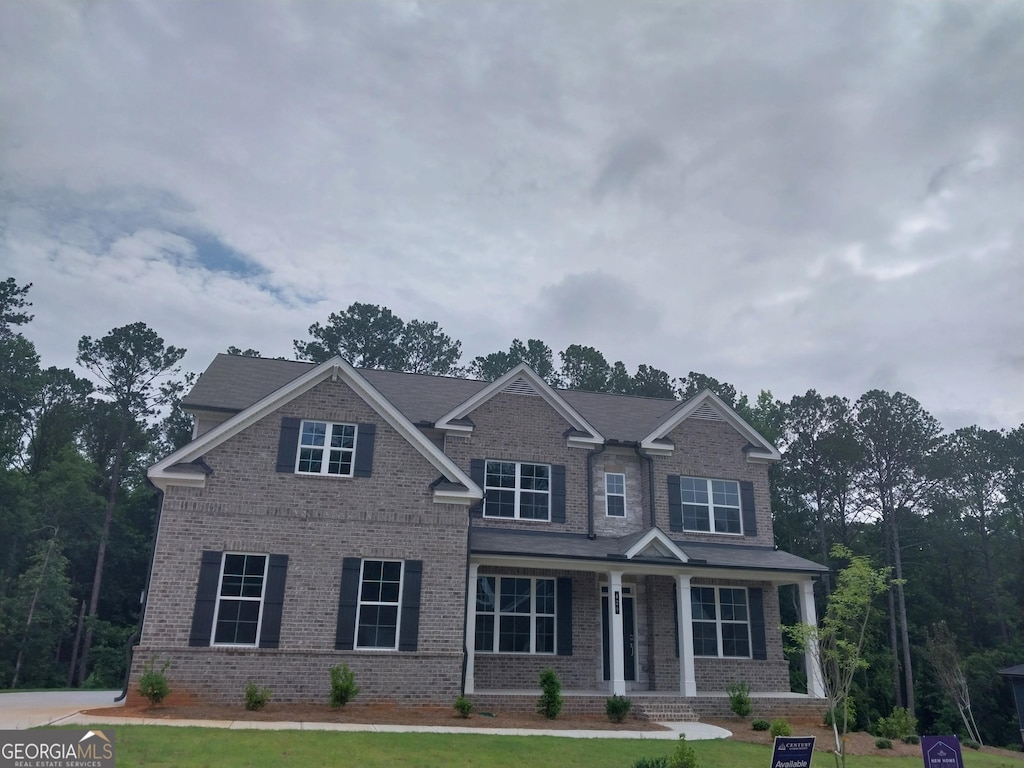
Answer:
189, 551, 222, 647
556, 576, 573, 656
740, 481, 757, 537
749, 587, 767, 660
275, 417, 301, 473
551, 465, 567, 523
667, 475, 683, 531
469, 459, 485, 515
335, 558, 362, 650
353, 423, 376, 477
259, 554, 288, 649
673, 583, 679, 658
399, 560, 423, 652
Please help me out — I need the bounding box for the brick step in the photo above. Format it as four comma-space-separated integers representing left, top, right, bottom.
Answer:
633, 700, 700, 722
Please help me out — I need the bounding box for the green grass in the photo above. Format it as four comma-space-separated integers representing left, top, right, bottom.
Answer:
48, 726, 1024, 768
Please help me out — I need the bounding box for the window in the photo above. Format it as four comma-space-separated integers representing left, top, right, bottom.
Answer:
296, 420, 356, 476
691, 586, 750, 658
605, 473, 626, 517
484, 461, 551, 520
213, 553, 268, 646
356, 560, 403, 650
475, 576, 556, 653
680, 477, 742, 534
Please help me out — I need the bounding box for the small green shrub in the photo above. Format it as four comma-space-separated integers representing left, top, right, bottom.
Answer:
453, 696, 473, 718
138, 656, 170, 706
752, 718, 771, 731
769, 718, 792, 738
606, 694, 632, 723
726, 681, 752, 718
963, 739, 981, 750
875, 738, 893, 750
244, 680, 271, 711
669, 733, 698, 768
537, 669, 563, 719
876, 706, 917, 739
823, 697, 856, 728
632, 758, 669, 768
329, 663, 360, 708
902, 735, 920, 745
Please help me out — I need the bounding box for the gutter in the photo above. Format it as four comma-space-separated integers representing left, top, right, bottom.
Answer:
586, 443, 608, 539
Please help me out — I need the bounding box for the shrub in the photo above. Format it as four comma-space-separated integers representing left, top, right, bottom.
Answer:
329, 663, 360, 708
632, 758, 669, 768
875, 738, 893, 750
726, 681, 752, 718
963, 739, 981, 750
902, 735, 920, 745
244, 680, 271, 711
876, 706, 917, 740
669, 733, 698, 768
769, 718, 792, 738
138, 656, 170, 707
606, 694, 632, 723
453, 696, 473, 718
537, 669, 563, 719
823, 697, 856, 728
752, 718, 771, 731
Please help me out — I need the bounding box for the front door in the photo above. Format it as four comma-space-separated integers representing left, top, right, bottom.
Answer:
601, 586, 636, 682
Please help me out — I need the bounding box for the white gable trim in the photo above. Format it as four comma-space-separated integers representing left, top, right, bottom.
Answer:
623, 528, 690, 563
435, 363, 604, 445
640, 390, 781, 462
149, 356, 482, 504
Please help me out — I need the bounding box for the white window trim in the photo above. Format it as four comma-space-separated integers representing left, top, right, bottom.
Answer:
680, 477, 743, 535
475, 576, 556, 655
212, 552, 268, 647
483, 460, 552, 521
355, 559, 404, 651
691, 586, 752, 659
605, 472, 626, 517
295, 420, 358, 477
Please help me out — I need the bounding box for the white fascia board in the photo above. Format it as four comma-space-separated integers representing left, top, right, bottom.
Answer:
435, 362, 605, 442
623, 528, 690, 563
640, 389, 781, 462
149, 356, 482, 502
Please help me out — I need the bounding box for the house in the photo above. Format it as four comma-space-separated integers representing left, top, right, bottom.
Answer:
135, 353, 827, 717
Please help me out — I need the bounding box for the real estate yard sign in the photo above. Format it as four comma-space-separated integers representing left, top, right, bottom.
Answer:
921, 735, 965, 768
770, 736, 815, 768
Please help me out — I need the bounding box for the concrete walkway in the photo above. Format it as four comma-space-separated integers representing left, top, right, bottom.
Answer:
2, 691, 732, 740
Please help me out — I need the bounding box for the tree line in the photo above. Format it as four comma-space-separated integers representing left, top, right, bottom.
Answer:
2, 287, 1022, 745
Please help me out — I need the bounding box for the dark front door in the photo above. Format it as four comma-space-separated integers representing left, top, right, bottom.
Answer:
602, 588, 636, 682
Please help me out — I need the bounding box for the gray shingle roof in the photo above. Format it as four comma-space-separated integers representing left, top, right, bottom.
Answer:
182, 354, 693, 443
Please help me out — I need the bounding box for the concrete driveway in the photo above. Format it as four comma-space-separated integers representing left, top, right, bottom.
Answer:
0, 690, 122, 729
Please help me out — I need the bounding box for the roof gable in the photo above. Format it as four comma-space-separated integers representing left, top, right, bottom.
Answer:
622, 528, 689, 563
640, 389, 781, 462
150, 356, 482, 504
434, 363, 604, 446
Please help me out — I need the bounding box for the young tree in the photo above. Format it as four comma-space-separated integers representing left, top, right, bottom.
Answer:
784, 545, 890, 768
925, 621, 983, 744
74, 322, 185, 684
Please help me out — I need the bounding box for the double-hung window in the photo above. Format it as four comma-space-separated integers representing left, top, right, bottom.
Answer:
605, 473, 626, 517
296, 421, 357, 476
475, 576, 556, 653
356, 560, 403, 650
680, 477, 742, 534
691, 586, 750, 658
484, 461, 551, 520
213, 553, 268, 646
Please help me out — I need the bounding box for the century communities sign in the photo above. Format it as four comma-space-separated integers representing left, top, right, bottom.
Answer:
770, 736, 815, 768
0, 729, 115, 768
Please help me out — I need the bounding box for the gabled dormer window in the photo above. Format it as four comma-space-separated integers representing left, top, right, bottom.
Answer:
297, 421, 356, 476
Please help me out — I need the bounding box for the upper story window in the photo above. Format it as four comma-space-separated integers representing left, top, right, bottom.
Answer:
484, 460, 551, 520
214, 553, 268, 646
605, 473, 626, 517
297, 421, 357, 476
356, 559, 403, 650
691, 586, 750, 658
680, 477, 742, 534
475, 576, 556, 654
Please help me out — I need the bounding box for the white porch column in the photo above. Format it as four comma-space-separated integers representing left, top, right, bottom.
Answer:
801, 579, 826, 698
676, 574, 697, 696
464, 563, 479, 694
607, 570, 626, 696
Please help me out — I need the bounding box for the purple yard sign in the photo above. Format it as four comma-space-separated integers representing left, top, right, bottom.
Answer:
921, 735, 965, 768
770, 736, 815, 768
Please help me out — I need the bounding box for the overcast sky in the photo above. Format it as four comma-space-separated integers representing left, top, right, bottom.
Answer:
3, 0, 1022, 430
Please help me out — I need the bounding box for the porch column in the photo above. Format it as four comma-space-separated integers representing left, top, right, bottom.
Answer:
801, 579, 826, 698
607, 570, 626, 696
676, 574, 697, 696
464, 563, 479, 694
